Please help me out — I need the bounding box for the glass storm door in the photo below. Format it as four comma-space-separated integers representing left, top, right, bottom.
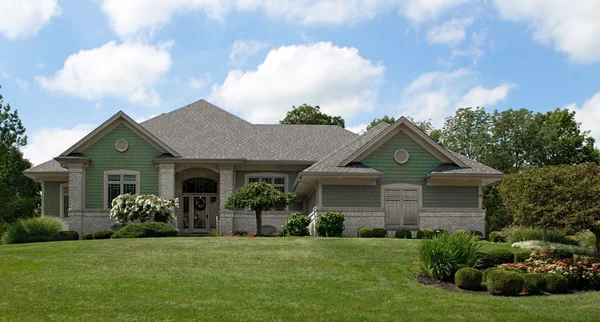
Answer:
182, 195, 210, 233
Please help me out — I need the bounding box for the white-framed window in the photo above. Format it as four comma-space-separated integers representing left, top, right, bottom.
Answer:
59, 183, 69, 218
245, 173, 288, 210
104, 170, 140, 209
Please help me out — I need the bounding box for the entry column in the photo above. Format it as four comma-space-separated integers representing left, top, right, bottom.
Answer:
218, 164, 234, 235
158, 163, 176, 228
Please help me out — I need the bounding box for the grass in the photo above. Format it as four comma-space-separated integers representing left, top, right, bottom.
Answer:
1, 238, 600, 321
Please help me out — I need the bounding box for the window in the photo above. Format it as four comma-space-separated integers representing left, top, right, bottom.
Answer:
60, 184, 69, 217
104, 170, 140, 209
183, 178, 217, 194
245, 173, 288, 210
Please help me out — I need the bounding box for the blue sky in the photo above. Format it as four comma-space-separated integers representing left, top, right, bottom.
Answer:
1, 0, 600, 165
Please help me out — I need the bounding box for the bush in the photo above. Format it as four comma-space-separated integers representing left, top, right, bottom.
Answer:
395, 229, 412, 239
284, 213, 310, 236
514, 250, 531, 263
454, 268, 483, 291
417, 228, 434, 239
52, 230, 79, 241
503, 226, 571, 245
82, 230, 115, 240
486, 270, 524, 296
545, 274, 568, 294
488, 231, 506, 243
112, 222, 178, 239
316, 211, 344, 237
510, 241, 593, 257
415, 232, 481, 281
574, 231, 595, 248
523, 273, 546, 295
1, 218, 62, 244
370, 228, 388, 238
478, 249, 515, 269
468, 230, 484, 239
110, 194, 178, 224
482, 267, 502, 286
357, 226, 372, 238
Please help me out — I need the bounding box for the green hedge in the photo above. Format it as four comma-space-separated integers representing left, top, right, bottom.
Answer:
416, 228, 434, 239
545, 274, 568, 294
523, 273, 546, 295
514, 250, 531, 263
395, 229, 412, 239
454, 268, 482, 291
284, 213, 310, 236
82, 230, 115, 240
112, 222, 178, 239
316, 212, 345, 237
486, 270, 524, 296
52, 231, 79, 241
482, 267, 502, 286
478, 249, 514, 268
357, 226, 371, 238
1, 218, 62, 244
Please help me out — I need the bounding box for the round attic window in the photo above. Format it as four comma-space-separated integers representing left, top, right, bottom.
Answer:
394, 149, 410, 164
115, 139, 129, 153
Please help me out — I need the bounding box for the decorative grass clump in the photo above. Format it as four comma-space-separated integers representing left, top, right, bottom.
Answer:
511, 241, 593, 257
395, 229, 412, 239
415, 232, 481, 281
1, 217, 62, 244
486, 270, 524, 296
454, 268, 482, 291
523, 273, 546, 295
112, 222, 178, 239
545, 274, 569, 294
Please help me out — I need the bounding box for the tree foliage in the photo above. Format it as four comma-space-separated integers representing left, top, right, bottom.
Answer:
225, 182, 296, 235
367, 115, 395, 130
0, 86, 40, 228
440, 107, 491, 160
280, 104, 345, 128
499, 163, 600, 257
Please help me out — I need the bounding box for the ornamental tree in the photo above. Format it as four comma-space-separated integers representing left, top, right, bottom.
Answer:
225, 182, 296, 236
499, 163, 600, 257
109, 194, 179, 225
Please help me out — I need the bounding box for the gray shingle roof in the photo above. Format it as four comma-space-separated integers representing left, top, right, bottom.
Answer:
24, 159, 66, 173
139, 99, 357, 161
429, 152, 503, 176
302, 122, 390, 175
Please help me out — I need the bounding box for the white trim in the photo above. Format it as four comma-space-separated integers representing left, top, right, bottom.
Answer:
103, 169, 141, 210
317, 181, 323, 207
114, 139, 129, 152
381, 183, 422, 228
59, 183, 69, 218
244, 172, 289, 193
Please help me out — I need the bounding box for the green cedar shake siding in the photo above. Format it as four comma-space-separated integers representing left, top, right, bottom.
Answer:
321, 131, 479, 208
234, 171, 299, 192
83, 124, 161, 209
43, 181, 65, 217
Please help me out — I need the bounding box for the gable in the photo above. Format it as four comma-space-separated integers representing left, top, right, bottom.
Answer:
362, 131, 441, 185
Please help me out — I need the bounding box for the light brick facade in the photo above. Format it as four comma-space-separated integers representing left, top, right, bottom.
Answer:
217, 165, 234, 234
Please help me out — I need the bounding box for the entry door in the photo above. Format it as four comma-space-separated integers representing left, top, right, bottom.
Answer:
182, 195, 209, 233
384, 188, 419, 227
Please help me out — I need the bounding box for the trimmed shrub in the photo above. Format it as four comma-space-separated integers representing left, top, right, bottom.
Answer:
478, 249, 515, 268
514, 250, 531, 263
370, 228, 388, 238
1, 218, 62, 244
416, 228, 434, 239
112, 222, 178, 239
454, 268, 483, 291
395, 229, 412, 239
357, 226, 372, 238
545, 274, 568, 294
482, 267, 502, 286
82, 230, 115, 240
489, 231, 506, 243
52, 230, 79, 241
523, 273, 546, 295
468, 230, 484, 239
316, 211, 344, 237
284, 213, 310, 236
486, 270, 524, 296
415, 232, 481, 281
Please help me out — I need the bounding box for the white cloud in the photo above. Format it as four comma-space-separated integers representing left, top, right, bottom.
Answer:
566, 92, 600, 145
188, 73, 212, 89
0, 0, 61, 40
347, 123, 369, 134
230, 40, 269, 65
36, 41, 173, 107
426, 17, 473, 46
398, 69, 516, 127
101, 0, 470, 38
209, 42, 385, 123
494, 0, 600, 63
15, 78, 29, 89
22, 124, 97, 165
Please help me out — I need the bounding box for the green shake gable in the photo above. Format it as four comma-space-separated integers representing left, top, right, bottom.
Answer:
83, 123, 161, 209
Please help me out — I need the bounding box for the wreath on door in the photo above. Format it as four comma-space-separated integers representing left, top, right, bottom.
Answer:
194, 197, 206, 211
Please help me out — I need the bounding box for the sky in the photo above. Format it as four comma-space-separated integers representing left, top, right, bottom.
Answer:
1, 0, 600, 166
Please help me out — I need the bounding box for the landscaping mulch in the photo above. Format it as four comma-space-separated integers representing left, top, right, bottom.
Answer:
415, 275, 489, 295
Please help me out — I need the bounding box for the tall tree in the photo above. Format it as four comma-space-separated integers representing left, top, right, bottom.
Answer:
367, 115, 395, 130
367, 116, 439, 141
0, 85, 40, 228
280, 104, 345, 128
439, 107, 491, 160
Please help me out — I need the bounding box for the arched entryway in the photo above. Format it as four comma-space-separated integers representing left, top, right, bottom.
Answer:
181, 177, 218, 234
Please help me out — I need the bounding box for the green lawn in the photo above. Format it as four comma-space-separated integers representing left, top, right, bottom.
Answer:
1, 238, 600, 321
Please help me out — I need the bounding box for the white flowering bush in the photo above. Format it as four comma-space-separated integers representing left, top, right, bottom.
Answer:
109, 194, 179, 225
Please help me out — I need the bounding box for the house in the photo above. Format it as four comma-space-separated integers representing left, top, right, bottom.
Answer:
24, 100, 503, 237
